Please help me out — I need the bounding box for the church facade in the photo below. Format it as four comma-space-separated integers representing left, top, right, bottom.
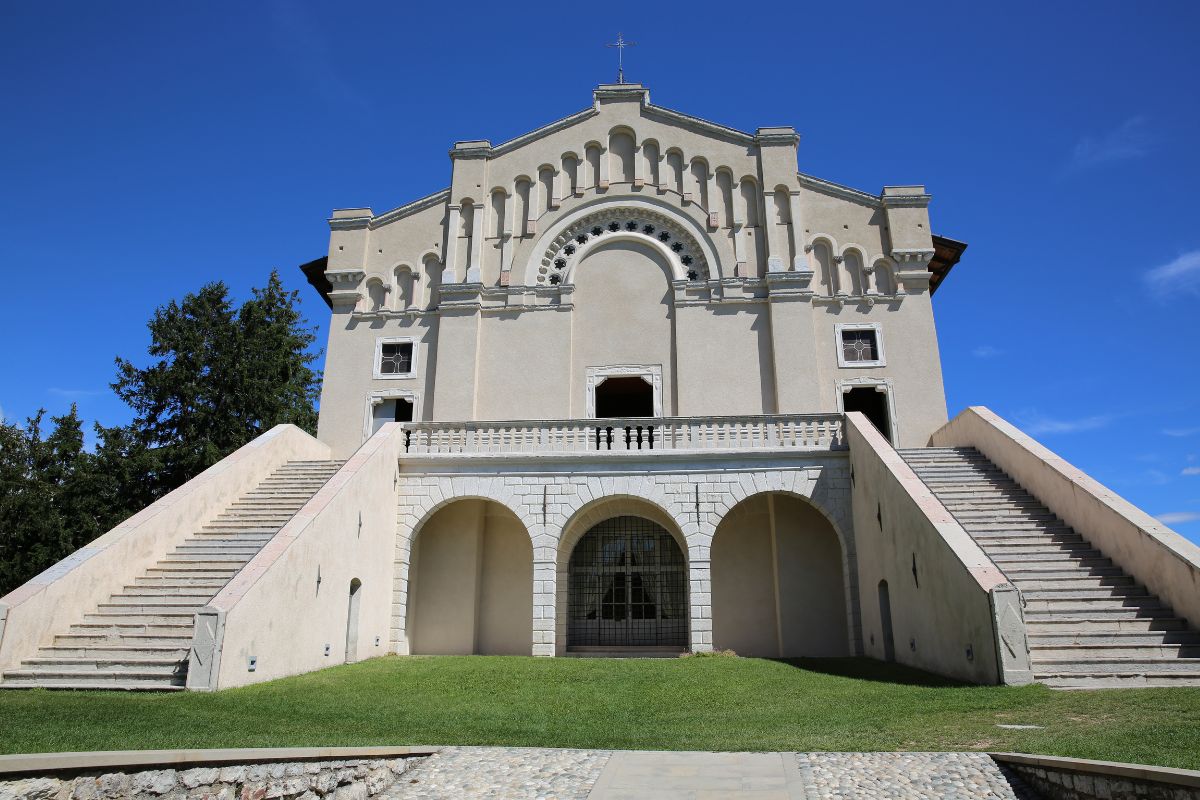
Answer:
2, 85, 1197, 692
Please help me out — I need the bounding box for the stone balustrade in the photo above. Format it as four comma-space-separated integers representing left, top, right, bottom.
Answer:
398, 413, 846, 455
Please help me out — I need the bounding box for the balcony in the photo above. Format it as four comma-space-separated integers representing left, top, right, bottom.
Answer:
398, 414, 846, 456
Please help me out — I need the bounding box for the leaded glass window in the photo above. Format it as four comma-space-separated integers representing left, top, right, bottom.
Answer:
841, 330, 878, 363
379, 342, 413, 375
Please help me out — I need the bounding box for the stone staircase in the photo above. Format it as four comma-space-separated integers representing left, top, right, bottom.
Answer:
899, 447, 1200, 689
0, 459, 343, 691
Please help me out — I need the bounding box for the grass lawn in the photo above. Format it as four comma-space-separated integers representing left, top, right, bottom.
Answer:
2, 656, 1198, 769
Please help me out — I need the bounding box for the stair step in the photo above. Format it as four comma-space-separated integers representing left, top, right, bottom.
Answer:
1014, 576, 1136, 590
1026, 617, 1190, 633
83, 613, 197, 626
133, 576, 229, 587
990, 550, 1105, 563
1022, 587, 1147, 600
22, 655, 184, 670
1024, 605, 1173, 620
70, 622, 194, 636
1031, 643, 1200, 659
0, 674, 186, 690
1033, 657, 1200, 674
54, 634, 193, 648
37, 646, 191, 660
113, 587, 216, 599
160, 553, 258, 563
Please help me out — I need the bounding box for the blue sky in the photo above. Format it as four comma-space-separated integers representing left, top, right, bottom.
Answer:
2, 1, 1199, 542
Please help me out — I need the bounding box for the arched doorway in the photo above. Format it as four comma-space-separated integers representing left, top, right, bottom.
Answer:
567, 516, 687, 650
711, 493, 849, 657
407, 499, 533, 655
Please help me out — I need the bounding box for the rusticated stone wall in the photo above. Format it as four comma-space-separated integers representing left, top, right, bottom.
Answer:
0, 758, 424, 800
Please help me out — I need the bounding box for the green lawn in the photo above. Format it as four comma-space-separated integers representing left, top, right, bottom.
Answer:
2, 656, 1198, 769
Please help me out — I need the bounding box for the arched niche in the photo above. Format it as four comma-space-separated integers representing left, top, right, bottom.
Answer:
711, 492, 850, 658
609, 129, 636, 184
406, 499, 533, 655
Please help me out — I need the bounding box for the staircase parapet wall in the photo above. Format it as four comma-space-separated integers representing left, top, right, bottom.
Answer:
932, 405, 1200, 633
0, 425, 330, 676
190, 423, 405, 690
846, 412, 1033, 685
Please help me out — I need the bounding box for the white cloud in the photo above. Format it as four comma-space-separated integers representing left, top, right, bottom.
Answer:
1157, 512, 1200, 526
1068, 116, 1152, 171
1017, 412, 1114, 436
1145, 250, 1200, 299
972, 345, 1003, 358
1163, 427, 1200, 437
1183, 467, 1200, 476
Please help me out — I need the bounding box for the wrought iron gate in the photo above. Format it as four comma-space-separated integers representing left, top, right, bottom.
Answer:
567, 516, 688, 648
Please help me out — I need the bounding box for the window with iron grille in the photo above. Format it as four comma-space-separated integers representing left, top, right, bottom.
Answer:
379, 342, 413, 375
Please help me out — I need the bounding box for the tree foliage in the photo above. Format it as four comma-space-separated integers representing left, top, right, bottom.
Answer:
113, 270, 320, 495
0, 271, 321, 594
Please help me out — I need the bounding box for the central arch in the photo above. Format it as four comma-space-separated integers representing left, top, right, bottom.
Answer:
566, 515, 688, 651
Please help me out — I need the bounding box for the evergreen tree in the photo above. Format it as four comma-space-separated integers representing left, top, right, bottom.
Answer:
113, 270, 320, 497
0, 406, 98, 593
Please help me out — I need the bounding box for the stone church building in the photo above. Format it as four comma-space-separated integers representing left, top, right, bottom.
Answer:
2, 85, 1198, 692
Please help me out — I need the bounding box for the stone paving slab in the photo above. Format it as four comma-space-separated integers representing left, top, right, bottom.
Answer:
375, 747, 1041, 799
381, 746, 611, 799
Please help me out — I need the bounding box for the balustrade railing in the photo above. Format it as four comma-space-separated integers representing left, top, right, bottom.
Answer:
398, 414, 845, 455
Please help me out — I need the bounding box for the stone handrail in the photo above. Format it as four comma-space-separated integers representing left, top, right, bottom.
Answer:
398, 413, 845, 455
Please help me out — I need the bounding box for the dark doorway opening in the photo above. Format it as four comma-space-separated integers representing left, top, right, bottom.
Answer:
372, 398, 414, 435
843, 387, 891, 443
595, 376, 653, 418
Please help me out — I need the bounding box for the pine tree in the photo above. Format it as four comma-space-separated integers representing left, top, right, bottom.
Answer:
112, 271, 321, 498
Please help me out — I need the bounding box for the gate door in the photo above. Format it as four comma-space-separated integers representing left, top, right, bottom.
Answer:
567, 516, 687, 648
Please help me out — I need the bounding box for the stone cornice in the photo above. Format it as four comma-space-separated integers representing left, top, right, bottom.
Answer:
755, 126, 800, 147
448, 140, 492, 160
881, 192, 932, 209
367, 189, 451, 229
489, 108, 600, 157
642, 104, 756, 145
796, 173, 881, 208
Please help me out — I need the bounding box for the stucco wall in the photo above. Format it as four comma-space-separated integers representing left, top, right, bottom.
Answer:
190, 424, 403, 690
932, 406, 1200, 630
711, 494, 848, 657
0, 425, 330, 675
846, 412, 1031, 685
312, 85, 950, 459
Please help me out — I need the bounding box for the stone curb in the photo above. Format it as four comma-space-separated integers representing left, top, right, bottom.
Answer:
0, 748, 440, 778
989, 752, 1200, 789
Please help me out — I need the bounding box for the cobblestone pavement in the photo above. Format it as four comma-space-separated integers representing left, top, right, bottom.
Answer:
795, 752, 1040, 800
380, 746, 612, 800
374, 748, 1041, 799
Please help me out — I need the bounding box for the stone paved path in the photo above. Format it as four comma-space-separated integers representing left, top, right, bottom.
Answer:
381, 747, 1040, 799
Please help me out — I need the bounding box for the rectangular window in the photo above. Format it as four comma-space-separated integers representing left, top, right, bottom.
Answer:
841, 329, 878, 363
379, 342, 413, 375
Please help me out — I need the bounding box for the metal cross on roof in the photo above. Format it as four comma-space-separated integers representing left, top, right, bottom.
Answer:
606, 33, 637, 84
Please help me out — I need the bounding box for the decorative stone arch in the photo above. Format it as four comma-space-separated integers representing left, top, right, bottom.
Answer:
708, 481, 861, 656
363, 275, 389, 311
553, 493, 692, 655
522, 195, 720, 286
391, 263, 417, 310
870, 256, 898, 295
839, 244, 869, 296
